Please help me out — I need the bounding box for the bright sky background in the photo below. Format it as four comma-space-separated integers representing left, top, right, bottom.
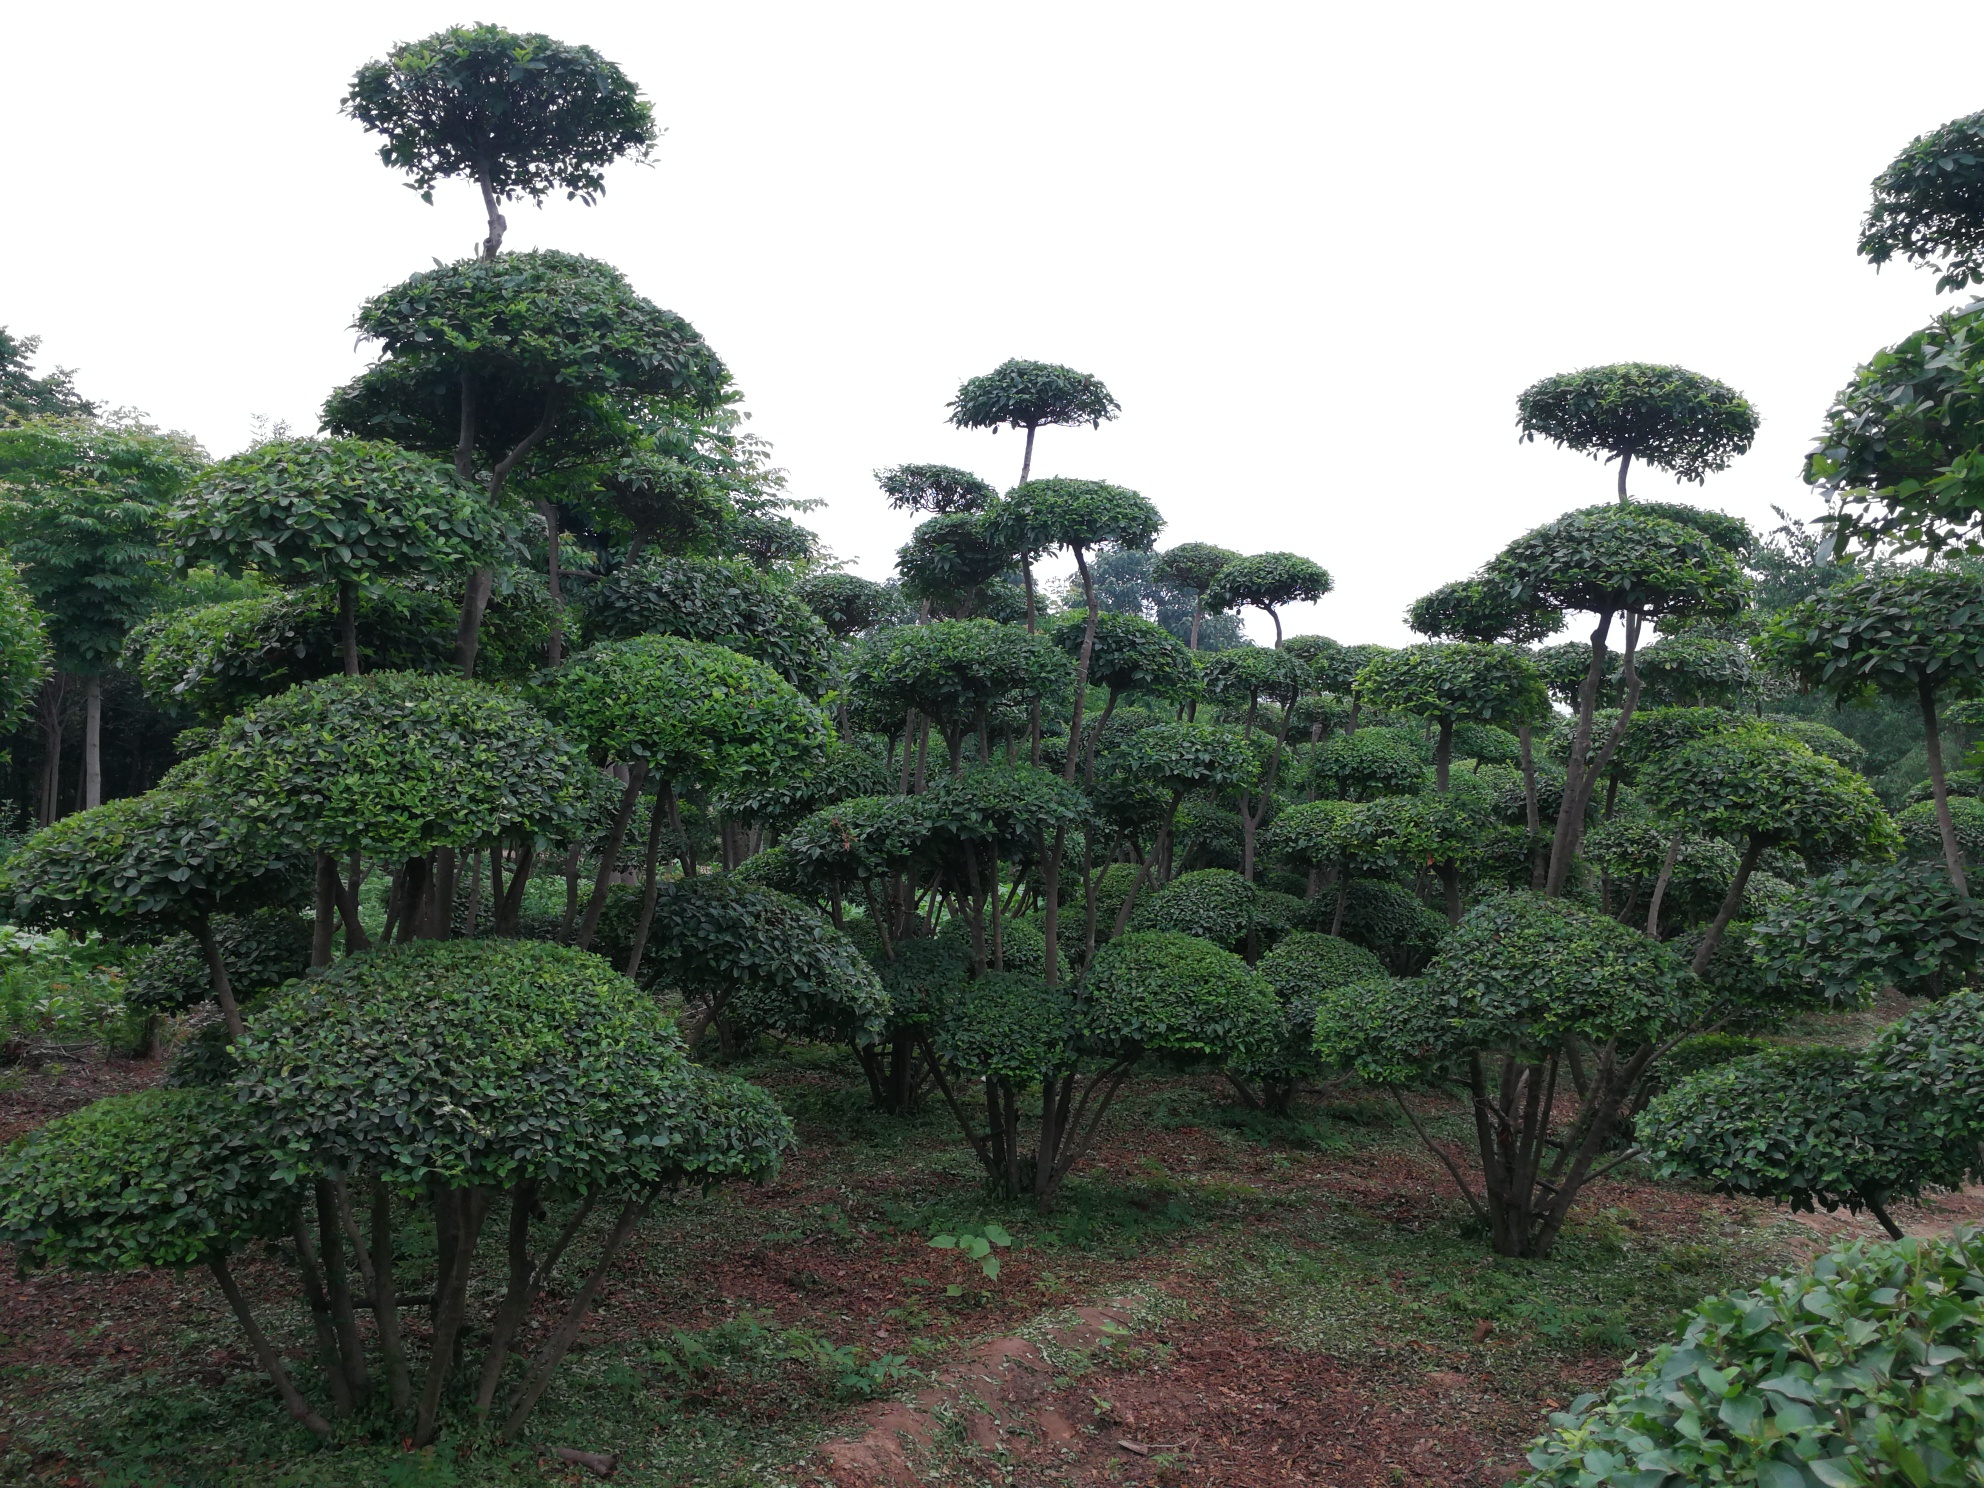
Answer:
5, 2, 1978, 645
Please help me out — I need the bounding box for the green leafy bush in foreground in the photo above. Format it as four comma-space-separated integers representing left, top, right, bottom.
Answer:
1522, 1226, 1984, 1488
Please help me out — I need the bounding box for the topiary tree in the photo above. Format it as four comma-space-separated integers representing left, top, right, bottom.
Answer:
584, 553, 836, 695
1522, 1227, 1984, 1485
983, 478, 1162, 787
613, 875, 889, 1053
1229, 931, 1384, 1113
1639, 1045, 1965, 1239
1051, 609, 1197, 776
1487, 504, 1749, 893
591, 449, 730, 572
0, 415, 204, 812
1308, 728, 1429, 802
169, 437, 504, 676
875, 462, 998, 514
1198, 645, 1310, 881
895, 511, 1015, 619
1315, 892, 1710, 1257
1645, 730, 1903, 974
0, 1087, 316, 1429
1204, 552, 1332, 648
1634, 633, 1755, 708
202, 671, 603, 951
1405, 576, 1565, 647
324, 250, 728, 673
228, 939, 790, 1444
1130, 867, 1258, 951
946, 359, 1120, 485
844, 619, 1070, 782
1900, 794, 1984, 864
126, 908, 312, 1021
3, 784, 308, 1038
1516, 363, 1759, 501
1867, 991, 1984, 1182
1754, 860, 1984, 1003
1581, 816, 1738, 937
796, 571, 894, 638
932, 931, 1276, 1209
1152, 542, 1241, 652
344, 24, 655, 259
1352, 642, 1549, 793
1345, 790, 1493, 926
535, 634, 831, 964
1758, 566, 1984, 896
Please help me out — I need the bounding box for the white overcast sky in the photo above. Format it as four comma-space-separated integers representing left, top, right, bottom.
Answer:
4, 2, 1977, 645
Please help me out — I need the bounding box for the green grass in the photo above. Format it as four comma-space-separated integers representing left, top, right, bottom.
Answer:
0, 927, 140, 1057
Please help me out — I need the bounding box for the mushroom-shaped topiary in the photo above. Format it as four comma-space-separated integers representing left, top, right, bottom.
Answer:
1204, 553, 1332, 649
1309, 729, 1429, 802
1899, 795, 1984, 862
895, 512, 1015, 618
202, 670, 603, 948
168, 437, 504, 676
1352, 642, 1549, 793
536, 633, 832, 963
844, 619, 1070, 773
236, 938, 791, 1444
1516, 363, 1759, 499
1638, 1045, 1965, 1238
876, 462, 999, 515
619, 875, 890, 1052
1153, 542, 1241, 651
0, 1087, 317, 1431
1643, 730, 1901, 974
796, 571, 896, 637
1406, 576, 1563, 646
4, 783, 309, 1037
1634, 634, 1754, 708
1317, 892, 1710, 1256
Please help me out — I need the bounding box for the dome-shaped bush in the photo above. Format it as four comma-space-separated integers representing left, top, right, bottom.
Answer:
583, 554, 835, 695
125, 909, 311, 1014
1130, 868, 1257, 949
1898, 794, 1984, 858
1082, 931, 1279, 1061
1311, 730, 1429, 801
934, 972, 1074, 1083
0, 1086, 294, 1270
237, 938, 793, 1191
1256, 931, 1385, 1002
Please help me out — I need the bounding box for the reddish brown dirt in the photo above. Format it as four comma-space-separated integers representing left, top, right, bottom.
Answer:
0, 1051, 163, 1145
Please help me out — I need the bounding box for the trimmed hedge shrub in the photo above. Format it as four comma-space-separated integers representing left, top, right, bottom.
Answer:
1130, 868, 1256, 950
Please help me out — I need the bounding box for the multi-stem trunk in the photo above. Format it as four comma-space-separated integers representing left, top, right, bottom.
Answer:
453, 389, 560, 677
1918, 676, 1971, 898
1545, 610, 1643, 895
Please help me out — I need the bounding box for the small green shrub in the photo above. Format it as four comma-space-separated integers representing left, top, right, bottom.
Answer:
124, 909, 311, 1013
1130, 868, 1256, 950
1522, 1228, 1984, 1487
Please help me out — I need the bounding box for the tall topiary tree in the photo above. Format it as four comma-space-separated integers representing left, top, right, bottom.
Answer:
1200, 646, 1310, 881
796, 572, 894, 639
1048, 609, 1197, 778
1204, 552, 1332, 648
0, 416, 204, 812
1487, 505, 1748, 893
895, 512, 1014, 620
946, 359, 1120, 485
1758, 566, 1984, 896
1152, 542, 1241, 651
323, 250, 728, 674
169, 438, 504, 676
1642, 730, 1902, 973
875, 462, 998, 514
344, 24, 656, 259
983, 478, 1162, 789
1516, 363, 1759, 501
584, 553, 836, 695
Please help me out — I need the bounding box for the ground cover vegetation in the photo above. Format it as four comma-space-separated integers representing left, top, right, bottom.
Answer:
3, 34, 1984, 1486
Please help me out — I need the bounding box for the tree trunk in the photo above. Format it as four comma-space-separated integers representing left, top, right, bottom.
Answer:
338, 580, 359, 676
311, 854, 336, 968
623, 781, 674, 980
540, 501, 565, 667
475, 159, 507, 260
209, 1258, 332, 1439
1616, 449, 1632, 503
1693, 837, 1764, 976
1435, 717, 1453, 793
1020, 423, 1037, 484
1061, 549, 1101, 782
37, 675, 68, 826
576, 764, 648, 950
195, 915, 244, 1040
82, 674, 101, 810
1645, 829, 1683, 937
1918, 676, 1971, 898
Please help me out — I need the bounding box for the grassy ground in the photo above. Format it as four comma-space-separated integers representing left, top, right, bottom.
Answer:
0, 1004, 1958, 1488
